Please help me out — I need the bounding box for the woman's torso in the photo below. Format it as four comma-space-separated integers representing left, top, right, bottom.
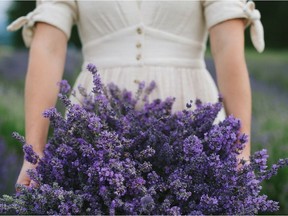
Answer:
71, 1, 224, 119
76, 1, 208, 69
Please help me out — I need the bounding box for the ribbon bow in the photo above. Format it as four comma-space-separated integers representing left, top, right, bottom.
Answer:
7, 12, 35, 32
244, 1, 265, 53
6, 12, 36, 47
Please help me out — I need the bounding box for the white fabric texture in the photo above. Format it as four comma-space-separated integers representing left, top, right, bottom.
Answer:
7, 0, 265, 120
7, 0, 78, 47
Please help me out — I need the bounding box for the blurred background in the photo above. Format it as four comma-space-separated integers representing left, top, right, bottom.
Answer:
0, 1, 287, 214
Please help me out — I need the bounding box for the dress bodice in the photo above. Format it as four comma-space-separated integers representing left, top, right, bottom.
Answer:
6, 0, 265, 117
7, 0, 264, 69
78, 1, 207, 69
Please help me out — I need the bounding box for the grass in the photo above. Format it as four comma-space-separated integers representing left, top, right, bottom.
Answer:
0, 82, 24, 152
247, 49, 288, 214
0, 46, 81, 150
252, 87, 288, 212
0, 45, 13, 59
206, 48, 288, 92
245, 48, 288, 62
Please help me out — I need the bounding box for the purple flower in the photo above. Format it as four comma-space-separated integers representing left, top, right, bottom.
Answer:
1, 63, 287, 215
57, 80, 71, 94
86, 63, 97, 75
23, 144, 39, 165
140, 194, 155, 214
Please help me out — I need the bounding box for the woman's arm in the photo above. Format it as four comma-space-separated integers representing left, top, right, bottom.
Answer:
17, 22, 68, 187
209, 19, 251, 161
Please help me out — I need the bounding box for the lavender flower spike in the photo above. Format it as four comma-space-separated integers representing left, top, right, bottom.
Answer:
57, 80, 71, 94
23, 144, 39, 165
87, 63, 98, 75
1, 64, 287, 215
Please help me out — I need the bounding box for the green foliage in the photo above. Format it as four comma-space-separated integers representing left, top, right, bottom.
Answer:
0, 83, 24, 153
7, 1, 35, 48
250, 59, 288, 215
255, 1, 288, 49
246, 50, 288, 93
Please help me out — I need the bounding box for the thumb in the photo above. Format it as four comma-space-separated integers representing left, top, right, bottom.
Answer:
29, 180, 39, 188
15, 177, 30, 192
15, 182, 28, 193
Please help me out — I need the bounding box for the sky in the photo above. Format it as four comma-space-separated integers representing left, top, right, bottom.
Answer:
0, 1, 12, 44
0, 1, 11, 23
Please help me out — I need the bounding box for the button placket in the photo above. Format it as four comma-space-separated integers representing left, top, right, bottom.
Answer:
135, 0, 144, 65
135, 25, 144, 64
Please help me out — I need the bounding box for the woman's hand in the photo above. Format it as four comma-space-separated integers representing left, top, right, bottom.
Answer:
15, 151, 44, 192
15, 160, 38, 192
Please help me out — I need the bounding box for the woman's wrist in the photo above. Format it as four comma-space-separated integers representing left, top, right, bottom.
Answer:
25, 137, 45, 156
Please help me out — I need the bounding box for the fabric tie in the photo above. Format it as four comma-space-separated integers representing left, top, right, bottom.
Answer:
6, 12, 36, 47
7, 11, 34, 31
243, 1, 265, 53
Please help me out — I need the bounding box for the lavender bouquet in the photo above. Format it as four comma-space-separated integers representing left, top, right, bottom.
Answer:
1, 64, 287, 215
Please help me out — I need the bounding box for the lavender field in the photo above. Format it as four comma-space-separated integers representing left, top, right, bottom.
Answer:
0, 47, 287, 213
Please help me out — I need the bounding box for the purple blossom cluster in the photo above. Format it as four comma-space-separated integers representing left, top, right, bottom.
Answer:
1, 64, 288, 215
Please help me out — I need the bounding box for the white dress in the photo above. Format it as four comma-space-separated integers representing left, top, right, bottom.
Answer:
8, 0, 264, 120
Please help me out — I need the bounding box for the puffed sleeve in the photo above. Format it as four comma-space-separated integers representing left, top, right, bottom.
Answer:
202, 0, 264, 53
7, 0, 78, 47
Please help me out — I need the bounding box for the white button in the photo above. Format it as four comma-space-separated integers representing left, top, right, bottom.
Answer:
136, 42, 142, 48
136, 54, 141, 60
136, 27, 142, 34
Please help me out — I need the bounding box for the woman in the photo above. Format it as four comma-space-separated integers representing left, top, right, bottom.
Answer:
8, 0, 264, 189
